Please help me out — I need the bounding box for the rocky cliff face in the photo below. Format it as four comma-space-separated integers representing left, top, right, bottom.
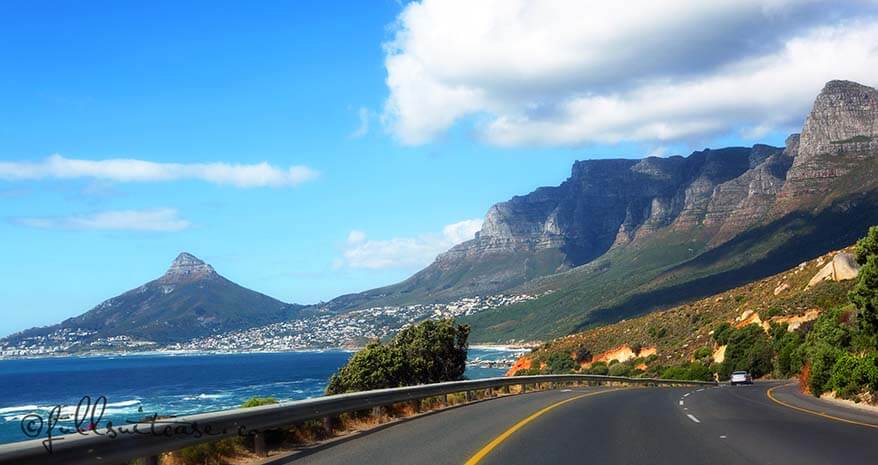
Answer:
445, 145, 782, 266
457, 80, 877, 259
332, 80, 878, 313
780, 80, 878, 205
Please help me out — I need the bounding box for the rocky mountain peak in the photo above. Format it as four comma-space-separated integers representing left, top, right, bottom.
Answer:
797, 80, 877, 159
161, 252, 216, 283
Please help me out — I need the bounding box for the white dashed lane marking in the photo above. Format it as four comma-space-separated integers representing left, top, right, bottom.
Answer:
687, 414, 701, 424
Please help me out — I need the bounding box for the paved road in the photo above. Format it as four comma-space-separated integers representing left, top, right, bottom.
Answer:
277, 383, 878, 465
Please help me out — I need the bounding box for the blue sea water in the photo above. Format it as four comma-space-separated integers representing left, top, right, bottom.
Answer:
0, 348, 521, 445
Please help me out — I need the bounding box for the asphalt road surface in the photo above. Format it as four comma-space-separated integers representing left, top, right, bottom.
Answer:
276, 382, 878, 465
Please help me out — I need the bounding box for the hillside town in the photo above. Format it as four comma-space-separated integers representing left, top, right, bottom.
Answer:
0, 293, 545, 357
168, 293, 545, 352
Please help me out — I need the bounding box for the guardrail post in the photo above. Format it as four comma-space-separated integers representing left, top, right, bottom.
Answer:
521, 383, 527, 393
253, 431, 267, 457
465, 390, 473, 402
323, 416, 334, 434
411, 399, 421, 413
372, 405, 386, 419
443, 393, 449, 406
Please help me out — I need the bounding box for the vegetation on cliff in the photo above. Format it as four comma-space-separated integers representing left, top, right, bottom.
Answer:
514, 227, 878, 402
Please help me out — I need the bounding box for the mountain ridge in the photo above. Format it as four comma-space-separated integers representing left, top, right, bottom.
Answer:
2, 253, 303, 346
324, 79, 878, 343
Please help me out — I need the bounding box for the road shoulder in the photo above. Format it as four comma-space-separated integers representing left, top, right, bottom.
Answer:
767, 382, 878, 428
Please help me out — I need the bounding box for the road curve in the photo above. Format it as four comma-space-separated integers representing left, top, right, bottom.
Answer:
278, 383, 878, 465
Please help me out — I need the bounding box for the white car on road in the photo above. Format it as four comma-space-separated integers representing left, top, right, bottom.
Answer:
730, 371, 753, 385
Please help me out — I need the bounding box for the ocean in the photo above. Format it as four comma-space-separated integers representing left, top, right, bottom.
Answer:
0, 347, 524, 445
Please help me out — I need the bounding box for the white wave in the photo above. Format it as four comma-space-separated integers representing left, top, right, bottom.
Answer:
105, 400, 141, 408
182, 393, 228, 401
0, 405, 39, 414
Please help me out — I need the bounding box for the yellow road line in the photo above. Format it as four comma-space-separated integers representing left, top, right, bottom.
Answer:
463, 389, 618, 465
766, 383, 878, 429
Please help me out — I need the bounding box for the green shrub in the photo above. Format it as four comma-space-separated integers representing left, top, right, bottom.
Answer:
763, 306, 782, 319
713, 322, 733, 345
241, 397, 278, 408
660, 362, 713, 381
809, 344, 842, 396
775, 332, 802, 377
828, 353, 878, 399
685, 362, 714, 381
326, 319, 469, 394
854, 225, 878, 265
661, 366, 689, 380
574, 346, 592, 364
692, 347, 712, 360
648, 326, 667, 339
588, 362, 609, 375
177, 438, 239, 465
608, 362, 631, 377
546, 352, 576, 374
720, 324, 773, 379
850, 255, 878, 346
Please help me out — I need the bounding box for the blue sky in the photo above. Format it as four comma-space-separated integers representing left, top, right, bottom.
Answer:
1, 0, 876, 336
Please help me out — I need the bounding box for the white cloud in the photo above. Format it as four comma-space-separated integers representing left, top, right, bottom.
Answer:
347, 229, 367, 244
15, 208, 191, 232
342, 218, 482, 269
383, 0, 878, 146
0, 154, 319, 188
350, 107, 371, 138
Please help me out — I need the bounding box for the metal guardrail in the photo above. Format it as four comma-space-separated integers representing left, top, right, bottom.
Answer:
0, 374, 716, 465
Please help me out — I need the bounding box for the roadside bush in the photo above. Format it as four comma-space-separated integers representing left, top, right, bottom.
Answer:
775, 332, 802, 377
808, 344, 842, 396
661, 366, 689, 380
177, 439, 239, 465
661, 362, 712, 381
546, 352, 576, 374
720, 324, 773, 379
588, 362, 609, 375
828, 353, 878, 399
685, 362, 714, 382
608, 362, 631, 377
326, 319, 469, 394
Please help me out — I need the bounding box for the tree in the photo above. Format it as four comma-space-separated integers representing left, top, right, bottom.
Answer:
546, 352, 576, 373
393, 319, 470, 385
854, 225, 878, 265
713, 322, 733, 345
574, 345, 592, 364
850, 255, 878, 347
720, 324, 773, 379
326, 319, 469, 395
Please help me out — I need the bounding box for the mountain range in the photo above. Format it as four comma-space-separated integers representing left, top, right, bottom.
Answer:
324, 79, 878, 342
3, 79, 877, 348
